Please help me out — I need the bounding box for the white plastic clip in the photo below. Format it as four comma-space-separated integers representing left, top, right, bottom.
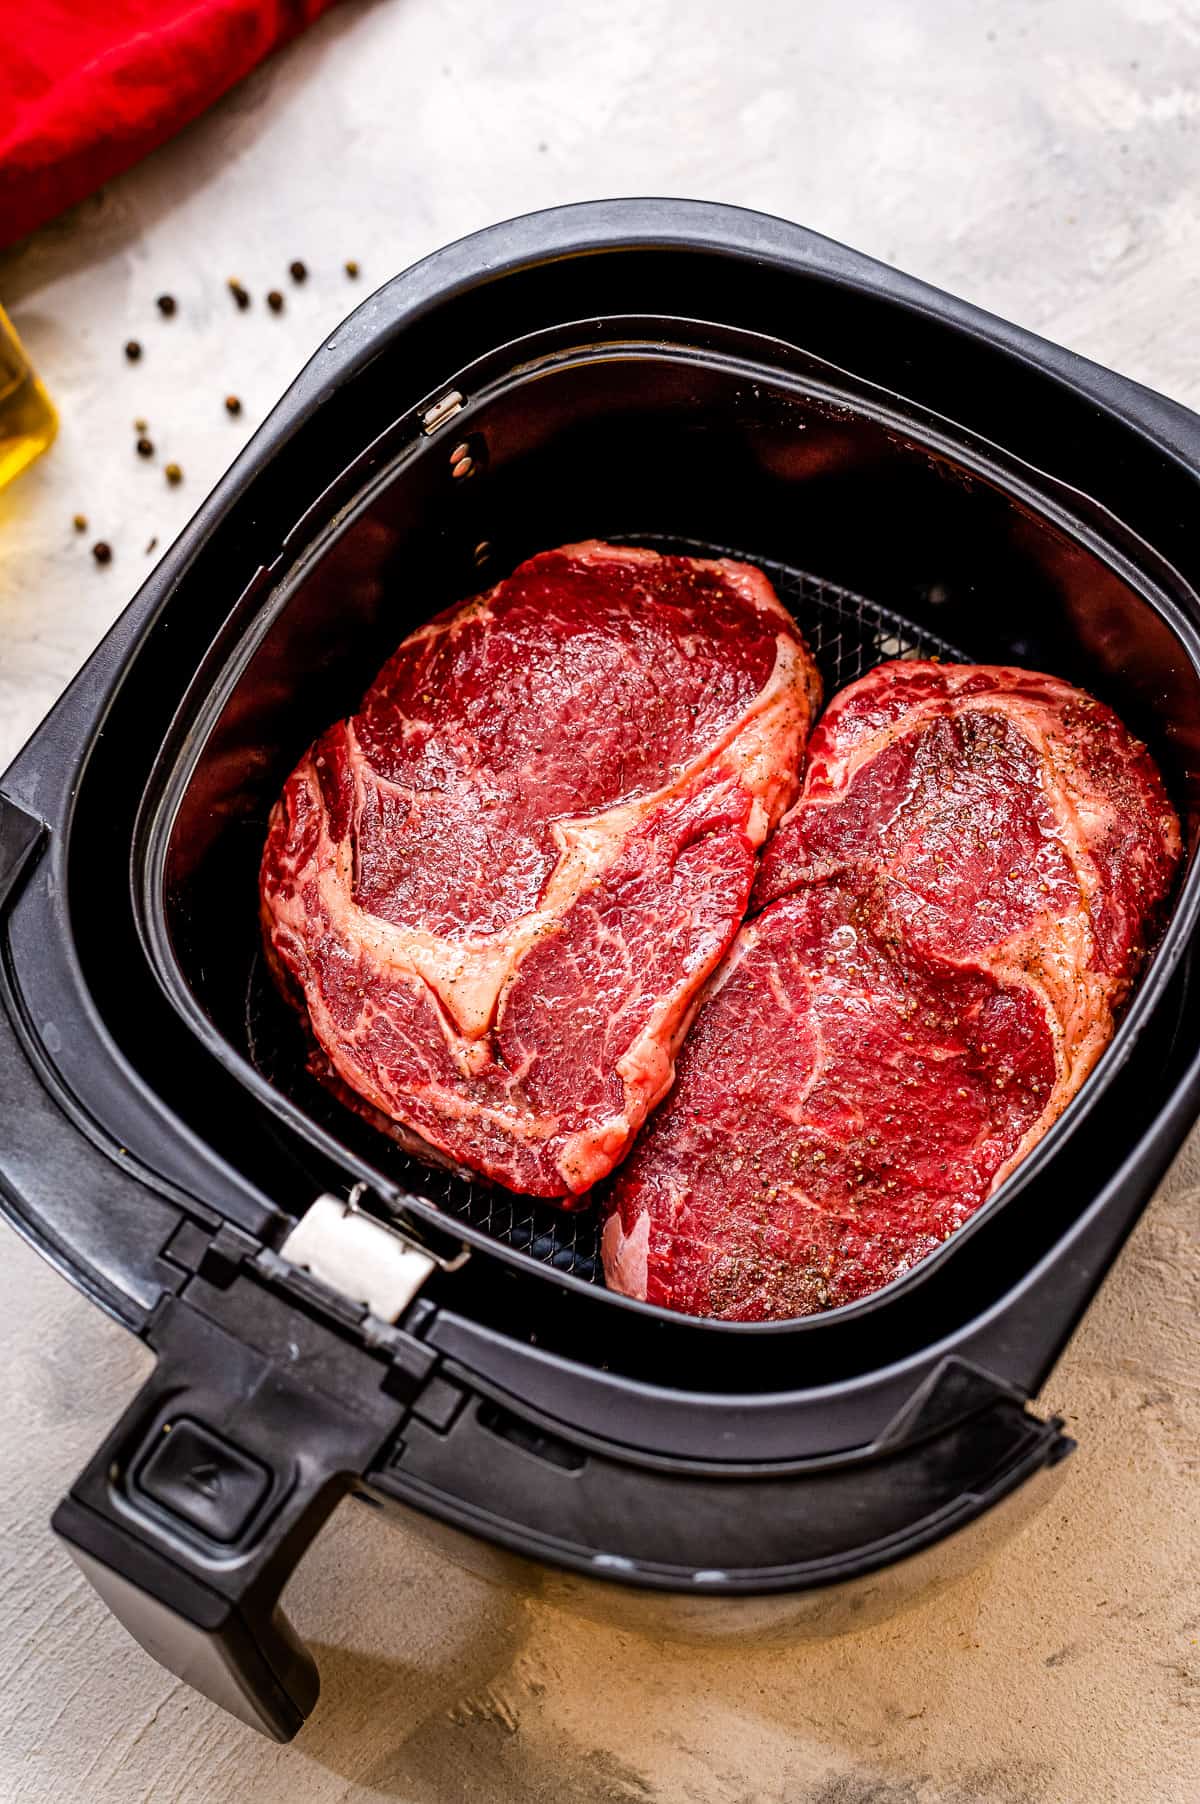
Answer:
278, 1187, 465, 1322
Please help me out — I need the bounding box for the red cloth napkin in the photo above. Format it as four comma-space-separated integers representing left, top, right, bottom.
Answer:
0, 0, 342, 250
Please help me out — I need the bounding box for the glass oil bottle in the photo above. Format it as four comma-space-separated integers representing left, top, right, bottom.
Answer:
0, 306, 57, 492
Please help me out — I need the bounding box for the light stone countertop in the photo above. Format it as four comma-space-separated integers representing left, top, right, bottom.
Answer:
1, 3, 1198, 1799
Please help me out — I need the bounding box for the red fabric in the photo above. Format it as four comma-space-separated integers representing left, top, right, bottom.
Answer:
0, 0, 342, 250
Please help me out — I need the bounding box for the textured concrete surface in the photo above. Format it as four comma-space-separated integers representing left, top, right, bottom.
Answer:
1, 2, 1199, 1799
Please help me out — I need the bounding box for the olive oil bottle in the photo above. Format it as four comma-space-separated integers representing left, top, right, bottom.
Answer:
0, 306, 56, 492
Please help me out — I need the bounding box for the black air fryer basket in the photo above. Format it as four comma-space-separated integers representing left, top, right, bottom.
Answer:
3, 201, 1199, 1741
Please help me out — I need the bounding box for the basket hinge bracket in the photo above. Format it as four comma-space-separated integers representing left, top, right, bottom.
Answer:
268, 1184, 469, 1324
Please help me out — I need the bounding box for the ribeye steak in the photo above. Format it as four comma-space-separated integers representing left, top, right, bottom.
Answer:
260, 541, 821, 1195
602, 661, 1181, 1318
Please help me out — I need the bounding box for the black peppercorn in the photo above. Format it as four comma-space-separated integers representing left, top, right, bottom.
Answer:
224, 394, 242, 415
344, 259, 359, 278
136, 436, 154, 458
227, 279, 251, 311
165, 462, 183, 486
266, 289, 284, 313
124, 340, 142, 361
73, 514, 88, 533
92, 541, 112, 565
288, 260, 307, 283
156, 294, 177, 317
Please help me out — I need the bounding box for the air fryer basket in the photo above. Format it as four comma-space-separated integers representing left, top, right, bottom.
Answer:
136, 325, 1200, 1314
7, 201, 1200, 1744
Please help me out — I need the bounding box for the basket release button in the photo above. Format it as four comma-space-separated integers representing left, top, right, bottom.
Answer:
137, 1419, 271, 1543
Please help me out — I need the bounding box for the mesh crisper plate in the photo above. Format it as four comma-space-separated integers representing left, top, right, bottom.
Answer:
246, 541, 971, 1283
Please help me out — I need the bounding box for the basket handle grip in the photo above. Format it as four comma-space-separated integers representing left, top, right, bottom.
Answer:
52, 1291, 407, 1740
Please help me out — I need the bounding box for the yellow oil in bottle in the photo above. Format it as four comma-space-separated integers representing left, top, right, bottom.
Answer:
0, 306, 57, 492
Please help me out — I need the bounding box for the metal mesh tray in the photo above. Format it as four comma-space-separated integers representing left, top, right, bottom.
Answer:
246, 540, 970, 1283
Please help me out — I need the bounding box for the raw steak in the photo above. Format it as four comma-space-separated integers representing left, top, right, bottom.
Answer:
602, 661, 1181, 1319
260, 542, 821, 1195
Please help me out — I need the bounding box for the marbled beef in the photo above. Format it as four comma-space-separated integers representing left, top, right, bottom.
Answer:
260, 542, 821, 1196
602, 661, 1181, 1318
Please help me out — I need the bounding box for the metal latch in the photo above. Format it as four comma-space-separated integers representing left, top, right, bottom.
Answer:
421, 389, 465, 434
277, 1185, 468, 1322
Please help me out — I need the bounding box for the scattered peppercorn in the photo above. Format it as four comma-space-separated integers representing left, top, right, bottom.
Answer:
164, 462, 183, 486
344, 259, 359, 278
73, 514, 88, 533
136, 436, 154, 458
156, 294, 177, 317
134, 418, 148, 433
289, 260, 308, 284
266, 289, 284, 313
228, 279, 251, 311
124, 339, 142, 361
224, 394, 242, 416
92, 541, 112, 565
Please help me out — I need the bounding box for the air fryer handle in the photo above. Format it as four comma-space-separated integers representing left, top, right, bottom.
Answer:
53, 1492, 325, 1741
52, 1291, 409, 1740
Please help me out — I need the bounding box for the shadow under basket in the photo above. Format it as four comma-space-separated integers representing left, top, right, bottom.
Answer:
3, 202, 1200, 1742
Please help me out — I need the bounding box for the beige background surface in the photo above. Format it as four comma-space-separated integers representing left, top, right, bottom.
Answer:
1, 1, 1198, 1798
